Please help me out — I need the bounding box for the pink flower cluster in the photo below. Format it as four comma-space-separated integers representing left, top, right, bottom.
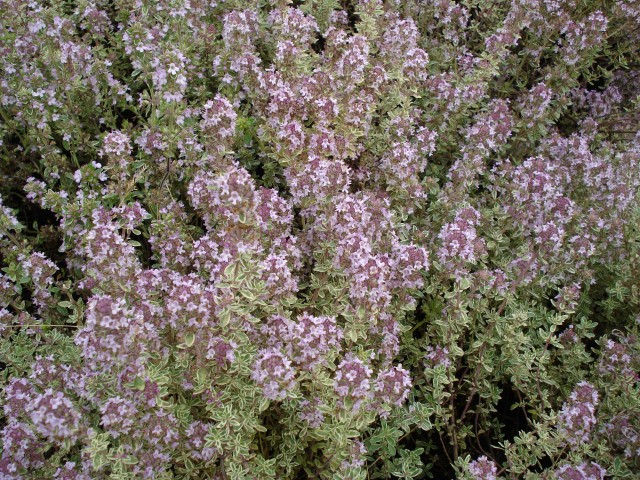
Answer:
598, 336, 639, 382
334, 355, 373, 410
468, 455, 498, 480
554, 462, 606, 480
557, 382, 599, 446
437, 206, 485, 278
28, 389, 83, 444
251, 348, 297, 401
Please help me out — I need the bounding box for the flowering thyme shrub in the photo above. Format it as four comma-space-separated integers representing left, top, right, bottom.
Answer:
1, 0, 640, 479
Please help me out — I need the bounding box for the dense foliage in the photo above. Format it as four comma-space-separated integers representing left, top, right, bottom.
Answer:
1, 0, 639, 478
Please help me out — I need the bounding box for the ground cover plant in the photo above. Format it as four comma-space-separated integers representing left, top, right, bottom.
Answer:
1, 0, 640, 478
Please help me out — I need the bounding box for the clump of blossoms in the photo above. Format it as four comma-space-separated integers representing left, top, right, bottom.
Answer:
0, 0, 639, 479
466, 456, 498, 480
0, 422, 45, 476
285, 312, 342, 371
373, 364, 412, 414
28, 389, 84, 445
557, 382, 599, 446
334, 354, 373, 411
554, 462, 606, 480
437, 206, 486, 278
424, 345, 452, 369
598, 335, 640, 382
251, 348, 297, 401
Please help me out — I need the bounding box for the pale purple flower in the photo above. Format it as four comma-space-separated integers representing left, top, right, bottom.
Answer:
252, 348, 297, 401
468, 456, 497, 480
554, 462, 606, 480
28, 389, 83, 444
557, 381, 599, 445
